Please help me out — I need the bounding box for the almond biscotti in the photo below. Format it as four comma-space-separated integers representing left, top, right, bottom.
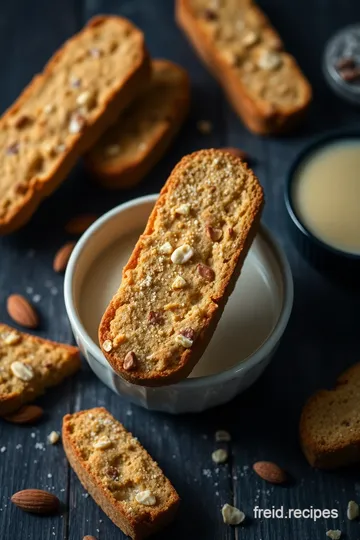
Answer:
0, 323, 80, 416
176, 0, 312, 135
85, 59, 190, 188
0, 16, 151, 234
62, 408, 180, 539
99, 149, 264, 386
300, 363, 360, 469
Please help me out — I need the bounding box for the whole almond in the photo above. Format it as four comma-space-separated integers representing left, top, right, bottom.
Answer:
53, 242, 76, 273
253, 461, 287, 484
5, 405, 44, 424
65, 214, 98, 235
221, 147, 251, 163
7, 294, 39, 329
11, 489, 60, 514
83, 536, 98, 540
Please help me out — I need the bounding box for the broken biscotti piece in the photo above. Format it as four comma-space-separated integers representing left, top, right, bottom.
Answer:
0, 323, 80, 416
85, 59, 190, 188
62, 407, 180, 539
176, 0, 312, 135
0, 16, 151, 234
300, 363, 360, 469
99, 149, 264, 386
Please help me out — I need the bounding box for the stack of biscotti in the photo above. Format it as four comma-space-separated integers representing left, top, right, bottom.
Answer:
0, 323, 80, 416
85, 59, 190, 188
63, 407, 180, 539
300, 363, 360, 469
176, 0, 312, 134
0, 15, 151, 234
99, 149, 264, 386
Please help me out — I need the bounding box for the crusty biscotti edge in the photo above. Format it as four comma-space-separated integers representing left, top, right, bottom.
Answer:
85, 59, 191, 189
99, 149, 264, 386
0, 15, 151, 235
62, 408, 180, 540
176, 0, 312, 135
0, 323, 81, 416
299, 363, 360, 469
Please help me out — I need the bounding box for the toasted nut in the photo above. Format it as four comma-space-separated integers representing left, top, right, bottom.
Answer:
221, 503, 245, 525
5, 405, 43, 424
135, 490, 156, 506
175, 204, 191, 216
83, 536, 98, 540
11, 489, 60, 515
171, 244, 194, 264
215, 430, 231, 442
65, 214, 98, 235
7, 294, 39, 329
102, 340, 113, 352
10, 361, 34, 381
159, 242, 173, 255
212, 449, 228, 464
197, 263, 215, 282
3, 332, 21, 345
48, 431, 60, 445
123, 351, 137, 371
326, 531, 341, 540
76, 90, 97, 111
172, 275, 187, 290
53, 242, 76, 273
258, 50, 282, 70
242, 31, 259, 47
93, 437, 112, 449
253, 461, 287, 484
148, 311, 164, 325
206, 225, 223, 242
175, 334, 193, 348
347, 500, 359, 520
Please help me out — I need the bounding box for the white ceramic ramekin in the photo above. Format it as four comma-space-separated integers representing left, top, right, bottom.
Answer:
64, 195, 293, 414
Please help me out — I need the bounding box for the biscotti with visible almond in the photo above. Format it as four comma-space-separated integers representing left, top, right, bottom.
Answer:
300, 363, 360, 469
99, 149, 264, 386
62, 407, 180, 539
0, 15, 151, 234
85, 59, 190, 188
0, 323, 80, 416
176, 0, 311, 135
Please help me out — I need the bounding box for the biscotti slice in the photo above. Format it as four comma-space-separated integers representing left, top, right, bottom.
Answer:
99, 149, 264, 386
0, 323, 80, 416
85, 59, 190, 188
0, 16, 151, 234
176, 0, 312, 135
62, 407, 180, 539
300, 363, 360, 469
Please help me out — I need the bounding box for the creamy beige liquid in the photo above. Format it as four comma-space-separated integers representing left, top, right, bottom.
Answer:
293, 140, 360, 255
79, 231, 280, 378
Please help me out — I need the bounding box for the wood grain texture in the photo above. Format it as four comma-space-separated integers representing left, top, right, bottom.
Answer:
1, 0, 360, 539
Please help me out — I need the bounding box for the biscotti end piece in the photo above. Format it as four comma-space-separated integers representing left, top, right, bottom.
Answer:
0, 15, 151, 234
0, 323, 80, 416
176, 0, 312, 135
99, 149, 264, 386
85, 59, 190, 189
62, 408, 180, 539
300, 363, 360, 469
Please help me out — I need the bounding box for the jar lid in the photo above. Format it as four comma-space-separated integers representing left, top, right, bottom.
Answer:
323, 24, 360, 105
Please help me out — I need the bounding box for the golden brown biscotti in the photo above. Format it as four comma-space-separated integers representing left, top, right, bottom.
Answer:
0, 323, 80, 416
62, 408, 180, 540
176, 0, 312, 135
99, 149, 264, 386
0, 16, 151, 234
300, 363, 360, 469
85, 59, 190, 188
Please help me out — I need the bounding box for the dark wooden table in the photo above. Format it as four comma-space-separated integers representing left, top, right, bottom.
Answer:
1, 1, 360, 539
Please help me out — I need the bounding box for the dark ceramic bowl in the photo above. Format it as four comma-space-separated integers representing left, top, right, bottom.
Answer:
284, 132, 360, 283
